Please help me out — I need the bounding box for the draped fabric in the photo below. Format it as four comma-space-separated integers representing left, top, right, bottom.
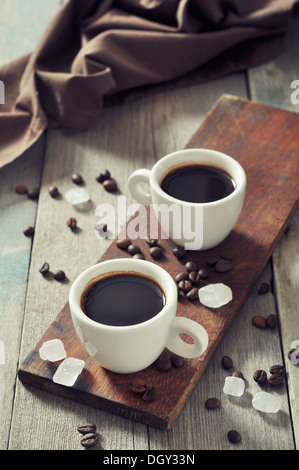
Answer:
0, 0, 297, 167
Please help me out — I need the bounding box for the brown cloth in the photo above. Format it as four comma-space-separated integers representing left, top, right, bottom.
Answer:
0, 0, 297, 168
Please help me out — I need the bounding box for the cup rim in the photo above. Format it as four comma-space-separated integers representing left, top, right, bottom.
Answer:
150, 148, 246, 206
69, 258, 177, 331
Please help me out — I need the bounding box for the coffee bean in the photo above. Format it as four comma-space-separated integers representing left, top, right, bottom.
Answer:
127, 244, 141, 255
53, 270, 66, 281
23, 226, 35, 237
266, 314, 277, 328
80, 433, 99, 448
268, 373, 284, 386
143, 386, 156, 401
205, 397, 221, 410
71, 173, 83, 185
27, 187, 39, 199
215, 259, 232, 273
175, 272, 189, 283
258, 282, 270, 294
185, 261, 197, 272
227, 430, 241, 444
178, 280, 192, 293
15, 184, 28, 194
198, 268, 209, 279
145, 237, 158, 247
149, 246, 162, 259
48, 185, 59, 197
253, 369, 267, 384
96, 170, 111, 183
186, 287, 199, 301
221, 251, 234, 260
206, 255, 221, 265
77, 423, 97, 435
232, 370, 244, 380
171, 354, 184, 368
222, 355, 233, 369
177, 288, 186, 301
67, 217, 77, 229
116, 238, 131, 250
129, 381, 148, 394
269, 364, 285, 375
103, 178, 118, 192
172, 247, 186, 258
189, 271, 200, 284
252, 315, 267, 328
156, 356, 172, 371
39, 262, 50, 275
133, 253, 145, 259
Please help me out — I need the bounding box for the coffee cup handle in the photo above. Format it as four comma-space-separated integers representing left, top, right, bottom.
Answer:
166, 317, 209, 359
128, 169, 152, 206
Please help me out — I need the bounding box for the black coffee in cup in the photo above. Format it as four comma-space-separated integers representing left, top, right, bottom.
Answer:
81, 272, 165, 326
161, 164, 235, 203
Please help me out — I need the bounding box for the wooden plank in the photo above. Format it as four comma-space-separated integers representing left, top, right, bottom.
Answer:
248, 3, 299, 448
0, 0, 62, 450
18, 95, 299, 435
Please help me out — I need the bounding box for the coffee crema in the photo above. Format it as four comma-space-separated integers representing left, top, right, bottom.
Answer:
161, 163, 235, 203
81, 272, 165, 327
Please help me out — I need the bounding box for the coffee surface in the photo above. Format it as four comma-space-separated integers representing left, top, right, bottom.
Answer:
161, 164, 235, 203
81, 273, 164, 326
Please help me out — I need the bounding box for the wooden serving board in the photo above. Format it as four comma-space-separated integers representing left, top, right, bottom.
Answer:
18, 95, 299, 430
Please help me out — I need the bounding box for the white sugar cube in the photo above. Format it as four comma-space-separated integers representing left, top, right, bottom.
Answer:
252, 391, 281, 413
223, 376, 245, 396
53, 357, 85, 387
39, 339, 67, 362
198, 283, 233, 308
65, 188, 90, 206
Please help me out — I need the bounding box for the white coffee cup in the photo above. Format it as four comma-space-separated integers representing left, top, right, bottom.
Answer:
128, 148, 246, 250
69, 258, 209, 374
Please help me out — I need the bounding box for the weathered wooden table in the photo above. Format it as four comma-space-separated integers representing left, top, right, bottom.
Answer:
1, 1, 298, 451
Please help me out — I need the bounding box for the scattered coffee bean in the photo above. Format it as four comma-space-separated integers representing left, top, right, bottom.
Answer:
67, 217, 77, 229
269, 364, 285, 375
268, 373, 284, 386
189, 271, 200, 284
205, 397, 221, 410
252, 315, 267, 328
103, 178, 118, 192
149, 246, 162, 259
145, 237, 158, 247
222, 355, 233, 369
39, 262, 50, 275
143, 386, 156, 401
96, 169, 111, 183
71, 173, 84, 185
172, 247, 186, 258
232, 370, 244, 380
178, 280, 192, 293
198, 268, 209, 279
185, 261, 197, 272
116, 238, 131, 249
156, 356, 172, 371
266, 314, 277, 328
127, 244, 141, 255
186, 287, 199, 301
27, 187, 40, 199
227, 429, 241, 444
171, 354, 184, 368
80, 432, 99, 448
177, 288, 185, 301
77, 423, 97, 435
221, 251, 234, 260
258, 282, 270, 294
48, 185, 59, 197
133, 253, 145, 259
175, 272, 189, 283
206, 255, 221, 265
129, 381, 148, 394
23, 226, 35, 237
253, 369, 267, 384
215, 259, 232, 273
53, 270, 66, 281
15, 184, 28, 194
